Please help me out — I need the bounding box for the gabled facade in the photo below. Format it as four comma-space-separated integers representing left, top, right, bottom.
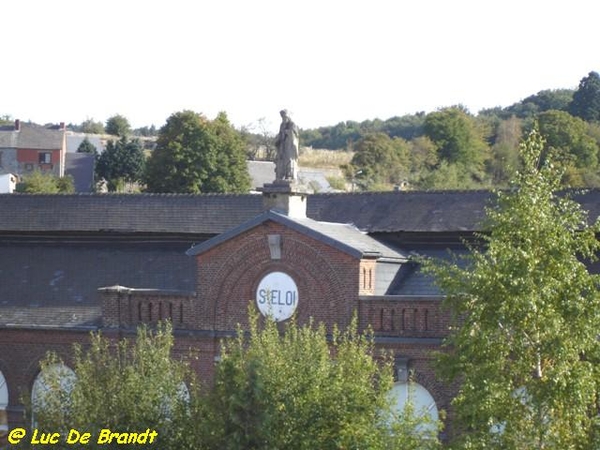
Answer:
0, 120, 67, 178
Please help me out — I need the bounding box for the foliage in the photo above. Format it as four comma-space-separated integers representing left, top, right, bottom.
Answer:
487, 116, 522, 186
16, 171, 75, 193
31, 323, 195, 449
423, 106, 489, 169
537, 110, 600, 186
240, 118, 276, 161
133, 124, 157, 137
77, 137, 98, 155
569, 71, 600, 122
203, 309, 440, 450
79, 118, 105, 135
105, 114, 132, 137
95, 137, 146, 191
424, 129, 600, 448
300, 114, 426, 151
346, 132, 410, 190
145, 110, 251, 194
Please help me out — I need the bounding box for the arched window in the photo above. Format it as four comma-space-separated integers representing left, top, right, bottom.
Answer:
0, 371, 8, 439
389, 381, 439, 433
31, 363, 76, 425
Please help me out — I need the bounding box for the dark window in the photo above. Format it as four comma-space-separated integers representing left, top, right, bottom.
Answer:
39, 152, 51, 164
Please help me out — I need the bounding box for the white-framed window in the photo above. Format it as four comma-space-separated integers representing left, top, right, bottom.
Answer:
389, 381, 439, 433
39, 152, 52, 164
31, 363, 76, 425
0, 371, 8, 437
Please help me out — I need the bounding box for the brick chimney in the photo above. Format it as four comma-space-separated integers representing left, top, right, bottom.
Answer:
14, 119, 20, 131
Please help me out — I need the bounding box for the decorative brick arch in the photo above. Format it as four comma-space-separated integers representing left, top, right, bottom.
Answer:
197, 221, 360, 331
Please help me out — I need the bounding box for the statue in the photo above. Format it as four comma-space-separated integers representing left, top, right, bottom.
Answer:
274, 109, 299, 182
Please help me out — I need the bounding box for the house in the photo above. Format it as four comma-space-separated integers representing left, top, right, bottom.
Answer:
0, 174, 17, 194
0, 120, 67, 178
1, 187, 599, 442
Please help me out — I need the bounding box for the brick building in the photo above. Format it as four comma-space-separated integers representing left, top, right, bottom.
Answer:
0, 120, 67, 178
1, 187, 599, 440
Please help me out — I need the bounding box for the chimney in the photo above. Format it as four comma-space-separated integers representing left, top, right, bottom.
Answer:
14, 119, 20, 131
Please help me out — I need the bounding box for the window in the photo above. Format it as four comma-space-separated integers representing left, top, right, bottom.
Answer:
31, 364, 76, 426
389, 381, 439, 433
0, 371, 8, 437
39, 152, 52, 164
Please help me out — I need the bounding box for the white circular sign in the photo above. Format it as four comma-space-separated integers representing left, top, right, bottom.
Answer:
256, 272, 298, 321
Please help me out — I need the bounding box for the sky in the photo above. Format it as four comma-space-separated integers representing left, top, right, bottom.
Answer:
3, 0, 599, 133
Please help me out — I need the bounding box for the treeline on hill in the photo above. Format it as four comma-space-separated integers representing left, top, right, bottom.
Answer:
300, 71, 600, 190
7, 71, 600, 193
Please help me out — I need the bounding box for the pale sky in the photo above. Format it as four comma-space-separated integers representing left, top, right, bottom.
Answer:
3, 0, 599, 133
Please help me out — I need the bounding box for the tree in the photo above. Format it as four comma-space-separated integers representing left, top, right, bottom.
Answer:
424, 129, 600, 448
31, 323, 194, 449
569, 71, 600, 122
145, 110, 251, 194
80, 118, 105, 135
423, 106, 489, 171
77, 137, 98, 155
203, 310, 440, 450
345, 132, 410, 190
95, 137, 146, 191
487, 116, 522, 186
105, 114, 132, 137
241, 118, 276, 161
537, 110, 600, 186
16, 171, 75, 193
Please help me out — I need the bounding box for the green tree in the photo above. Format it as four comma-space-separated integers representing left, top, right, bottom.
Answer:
105, 114, 132, 137
346, 132, 410, 190
487, 116, 522, 186
424, 106, 489, 167
77, 137, 98, 155
203, 310, 440, 450
424, 129, 600, 448
16, 171, 75, 193
569, 71, 600, 122
537, 110, 600, 186
31, 323, 194, 449
80, 118, 105, 135
145, 110, 251, 194
95, 137, 146, 191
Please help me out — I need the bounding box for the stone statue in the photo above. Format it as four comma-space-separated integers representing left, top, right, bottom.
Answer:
274, 109, 299, 182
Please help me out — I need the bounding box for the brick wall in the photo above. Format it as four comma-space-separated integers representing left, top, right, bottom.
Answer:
100, 286, 195, 329
195, 220, 362, 332
360, 295, 449, 338
0, 328, 91, 429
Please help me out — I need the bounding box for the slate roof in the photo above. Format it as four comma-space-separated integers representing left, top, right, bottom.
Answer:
308, 189, 600, 232
1, 189, 600, 235
66, 134, 105, 153
65, 153, 95, 192
0, 122, 65, 150
0, 240, 196, 326
0, 193, 264, 235
187, 210, 408, 261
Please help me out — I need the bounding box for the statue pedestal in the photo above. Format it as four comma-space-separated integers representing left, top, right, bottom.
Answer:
258, 181, 309, 218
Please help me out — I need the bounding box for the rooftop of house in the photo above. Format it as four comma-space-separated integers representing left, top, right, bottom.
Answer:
0, 121, 66, 150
